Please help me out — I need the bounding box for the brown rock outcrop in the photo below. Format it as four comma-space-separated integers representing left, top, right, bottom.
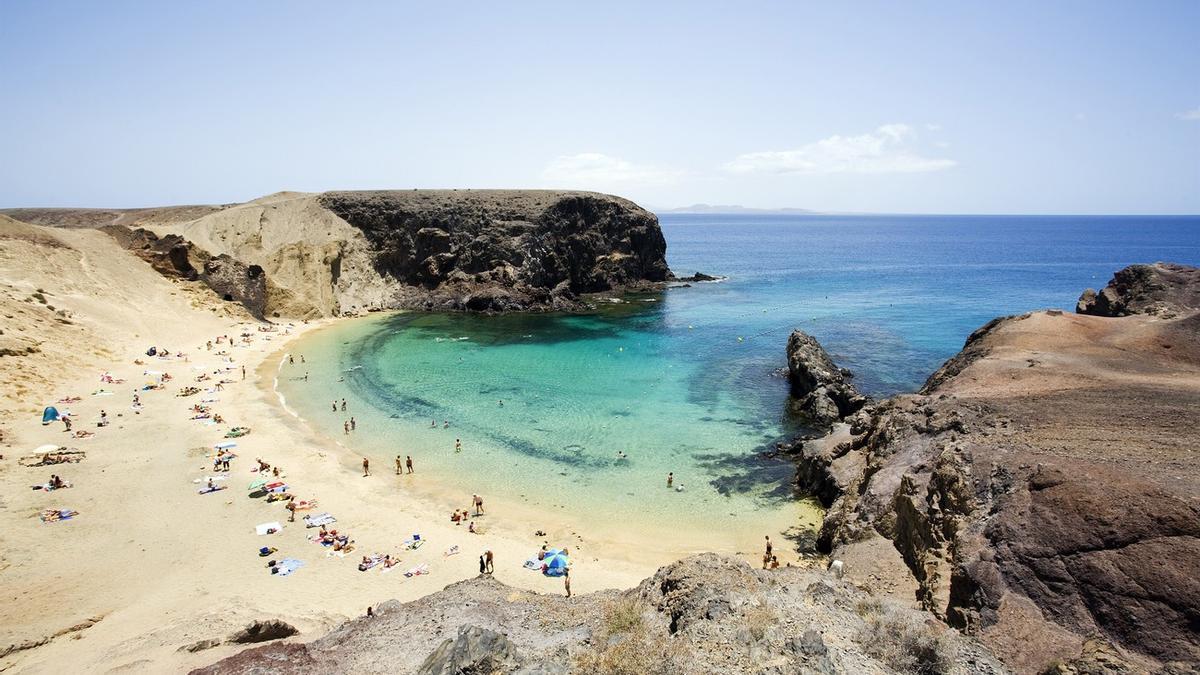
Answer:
1076, 262, 1200, 318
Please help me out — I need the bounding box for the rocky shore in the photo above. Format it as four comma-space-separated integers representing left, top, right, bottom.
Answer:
784, 262, 1200, 673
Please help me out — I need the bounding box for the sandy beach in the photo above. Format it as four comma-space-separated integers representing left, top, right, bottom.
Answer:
0, 225, 655, 673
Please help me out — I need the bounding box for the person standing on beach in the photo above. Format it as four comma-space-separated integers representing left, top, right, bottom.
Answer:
763, 535, 773, 569
341, 399, 347, 412
667, 472, 673, 488
286, 499, 296, 522
406, 455, 414, 473
362, 457, 370, 477
455, 439, 462, 453
395, 455, 402, 475
485, 549, 494, 573
350, 417, 356, 431
474, 494, 484, 515
241, 365, 245, 380
343, 421, 349, 435
62, 414, 71, 431
564, 569, 572, 598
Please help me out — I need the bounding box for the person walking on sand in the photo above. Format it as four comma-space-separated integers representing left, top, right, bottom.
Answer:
395, 455, 402, 475
763, 535, 773, 569
350, 417, 356, 431
344, 421, 350, 435
485, 549, 494, 573
286, 499, 297, 522
667, 472, 673, 488
564, 569, 572, 598
362, 457, 370, 477
241, 365, 246, 380
406, 455, 414, 474
474, 494, 484, 515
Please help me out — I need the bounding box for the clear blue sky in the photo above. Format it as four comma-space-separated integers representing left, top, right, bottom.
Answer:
1, 1, 1197, 213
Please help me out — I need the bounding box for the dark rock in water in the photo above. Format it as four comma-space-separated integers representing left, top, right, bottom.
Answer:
318, 190, 671, 312
1076, 262, 1200, 318
676, 271, 725, 282
785, 330, 867, 426
417, 625, 524, 675
227, 619, 299, 644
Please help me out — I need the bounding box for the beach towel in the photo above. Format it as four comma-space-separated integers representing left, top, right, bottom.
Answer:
266, 484, 289, 494
403, 563, 430, 577
294, 500, 318, 510
192, 476, 227, 484
274, 558, 304, 576
255, 522, 282, 536
444, 545, 460, 557
215, 441, 237, 450
402, 534, 423, 550
304, 513, 336, 528
523, 557, 541, 571
198, 485, 227, 494
40, 508, 78, 523
359, 554, 384, 571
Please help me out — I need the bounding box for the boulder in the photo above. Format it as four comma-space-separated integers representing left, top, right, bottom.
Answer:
227, 619, 299, 644
417, 625, 524, 675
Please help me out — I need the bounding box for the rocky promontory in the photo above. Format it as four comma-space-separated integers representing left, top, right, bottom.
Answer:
785, 329, 868, 427
7, 190, 673, 317
791, 263, 1200, 673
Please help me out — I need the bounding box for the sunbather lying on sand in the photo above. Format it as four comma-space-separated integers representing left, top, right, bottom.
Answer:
71, 430, 94, 439
40, 508, 79, 522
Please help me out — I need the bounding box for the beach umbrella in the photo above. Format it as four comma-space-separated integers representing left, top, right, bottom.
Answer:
248, 479, 266, 491
542, 549, 569, 576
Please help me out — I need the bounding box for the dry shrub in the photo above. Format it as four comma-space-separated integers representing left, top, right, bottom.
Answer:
574, 597, 681, 675
856, 603, 954, 675
604, 596, 645, 635
744, 604, 778, 642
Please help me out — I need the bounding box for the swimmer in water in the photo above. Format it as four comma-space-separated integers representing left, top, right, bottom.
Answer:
667, 472, 673, 488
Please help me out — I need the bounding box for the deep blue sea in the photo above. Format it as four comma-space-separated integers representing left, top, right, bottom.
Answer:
277, 214, 1200, 557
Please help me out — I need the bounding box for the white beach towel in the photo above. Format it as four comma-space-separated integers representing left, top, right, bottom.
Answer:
255, 522, 282, 535
304, 513, 336, 528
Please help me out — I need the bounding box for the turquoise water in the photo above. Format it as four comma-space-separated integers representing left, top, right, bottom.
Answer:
277, 214, 1200, 555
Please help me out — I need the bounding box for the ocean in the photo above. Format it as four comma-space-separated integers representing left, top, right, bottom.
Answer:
275, 214, 1200, 558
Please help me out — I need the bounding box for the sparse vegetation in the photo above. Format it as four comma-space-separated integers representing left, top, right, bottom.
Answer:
744, 604, 777, 642
855, 599, 954, 675
604, 596, 645, 635
573, 597, 679, 675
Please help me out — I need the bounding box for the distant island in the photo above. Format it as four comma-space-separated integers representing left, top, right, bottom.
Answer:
655, 203, 818, 215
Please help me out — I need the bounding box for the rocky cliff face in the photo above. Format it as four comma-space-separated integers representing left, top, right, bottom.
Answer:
195, 554, 1004, 675
786, 263, 1200, 673
10, 190, 673, 318
317, 190, 671, 312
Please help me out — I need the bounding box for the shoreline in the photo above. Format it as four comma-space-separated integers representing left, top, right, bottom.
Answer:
260, 313, 821, 569
0, 311, 653, 672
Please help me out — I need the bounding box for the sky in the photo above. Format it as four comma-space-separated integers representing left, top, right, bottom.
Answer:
1, 1, 1197, 214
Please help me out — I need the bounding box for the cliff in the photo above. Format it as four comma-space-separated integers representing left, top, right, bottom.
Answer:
195, 554, 1004, 675
789, 263, 1200, 673
6, 190, 672, 317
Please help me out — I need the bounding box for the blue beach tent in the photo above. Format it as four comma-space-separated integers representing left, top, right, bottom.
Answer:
41, 406, 60, 425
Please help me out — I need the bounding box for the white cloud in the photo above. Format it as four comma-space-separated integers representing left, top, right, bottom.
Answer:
1176, 106, 1200, 121
725, 124, 956, 175
540, 153, 684, 187
925, 123, 942, 132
